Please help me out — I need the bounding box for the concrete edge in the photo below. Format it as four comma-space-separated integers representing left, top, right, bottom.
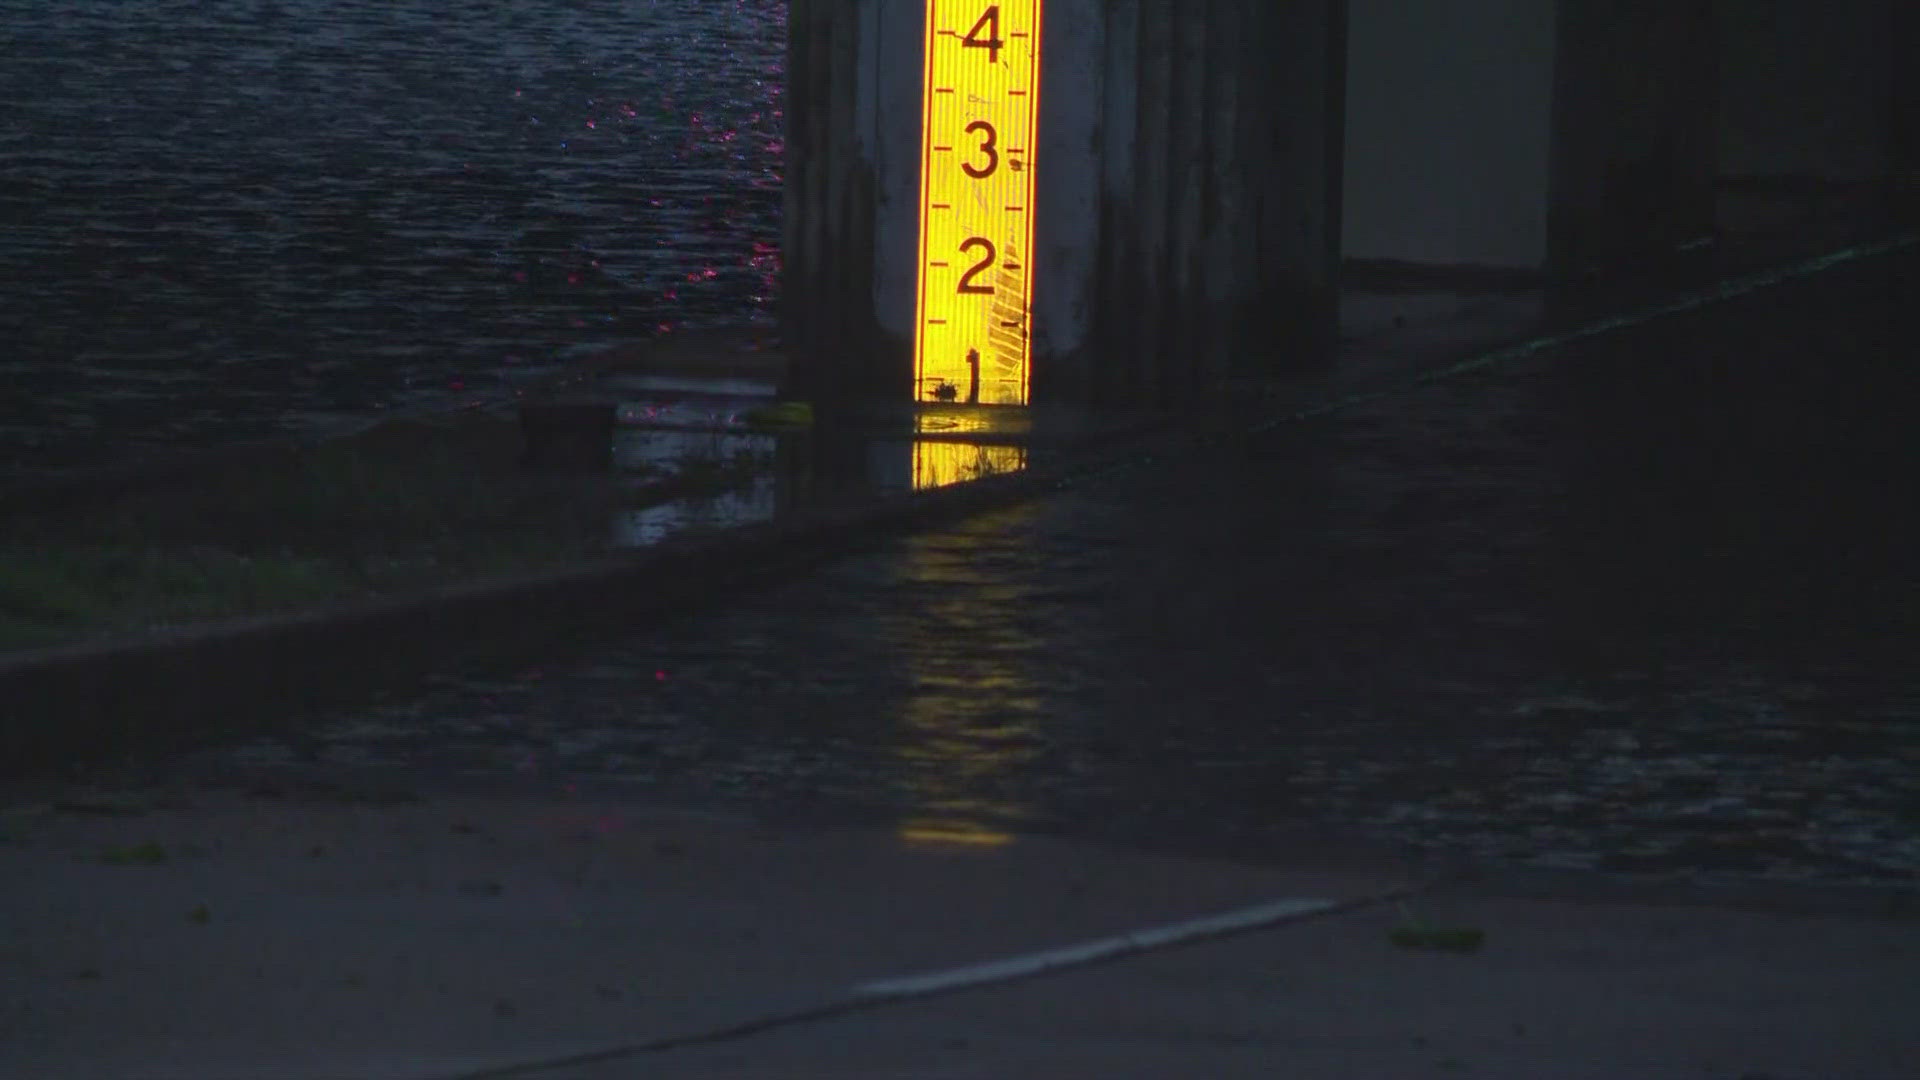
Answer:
0, 420, 1175, 780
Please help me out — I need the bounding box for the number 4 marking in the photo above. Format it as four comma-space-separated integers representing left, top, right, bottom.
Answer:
962, 6, 1003, 65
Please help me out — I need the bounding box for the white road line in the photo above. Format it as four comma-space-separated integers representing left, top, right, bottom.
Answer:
854, 896, 1341, 1000
432, 889, 1417, 1077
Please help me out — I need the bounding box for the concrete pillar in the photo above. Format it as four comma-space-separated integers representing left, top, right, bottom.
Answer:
1255, 0, 1348, 378
1715, 0, 1907, 230
1342, 0, 1559, 278
781, 0, 1348, 410
1547, 0, 1719, 280
1343, 0, 1725, 288
1896, 1, 1920, 224
780, 0, 887, 407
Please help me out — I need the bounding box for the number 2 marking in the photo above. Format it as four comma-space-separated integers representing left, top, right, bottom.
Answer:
957, 237, 996, 294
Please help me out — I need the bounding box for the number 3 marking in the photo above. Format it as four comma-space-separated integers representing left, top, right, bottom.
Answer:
961, 120, 998, 179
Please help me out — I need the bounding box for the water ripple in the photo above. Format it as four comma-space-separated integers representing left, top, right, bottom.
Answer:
0, 0, 787, 480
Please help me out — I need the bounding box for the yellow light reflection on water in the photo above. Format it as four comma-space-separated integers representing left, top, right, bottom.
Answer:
889, 510, 1047, 850
899, 817, 1015, 847
912, 440, 1028, 491
914, 1, 1043, 407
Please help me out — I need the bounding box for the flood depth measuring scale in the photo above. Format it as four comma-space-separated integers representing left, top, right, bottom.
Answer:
914, 1, 1043, 407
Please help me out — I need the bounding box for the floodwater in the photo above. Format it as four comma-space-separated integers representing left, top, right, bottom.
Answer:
182, 243, 1920, 890
599, 376, 1043, 548
0, 0, 786, 484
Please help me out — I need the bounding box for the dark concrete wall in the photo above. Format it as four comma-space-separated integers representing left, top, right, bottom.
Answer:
780, 0, 889, 407
1897, 2, 1920, 222
1341, 0, 1908, 280
1715, 0, 1913, 230
1252, 0, 1348, 381
1083, 0, 1348, 404
1716, 0, 1894, 183
1547, 0, 1719, 278
1342, 0, 1558, 273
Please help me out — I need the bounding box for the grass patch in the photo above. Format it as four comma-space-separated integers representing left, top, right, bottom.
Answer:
99, 841, 169, 866
1389, 901, 1487, 953
0, 411, 777, 652
0, 545, 359, 645
1389, 924, 1487, 953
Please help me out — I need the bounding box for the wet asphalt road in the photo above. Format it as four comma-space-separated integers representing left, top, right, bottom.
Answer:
180, 245, 1919, 891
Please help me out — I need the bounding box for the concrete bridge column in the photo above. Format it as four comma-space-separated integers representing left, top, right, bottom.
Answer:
1342, 0, 1718, 287
1715, 0, 1912, 233
780, 0, 888, 408
1546, 0, 1719, 280
1898, 1, 1920, 223
1341, 0, 1559, 282
781, 0, 1348, 410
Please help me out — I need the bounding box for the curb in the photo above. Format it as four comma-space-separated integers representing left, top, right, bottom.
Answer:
0, 421, 1173, 779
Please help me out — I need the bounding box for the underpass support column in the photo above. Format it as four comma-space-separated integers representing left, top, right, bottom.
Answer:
1547, 0, 1719, 283
1891, 1, 1920, 224
782, 0, 1347, 409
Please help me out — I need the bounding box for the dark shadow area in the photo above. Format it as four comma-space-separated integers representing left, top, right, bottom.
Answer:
130, 244, 1918, 890
1544, 244, 1917, 673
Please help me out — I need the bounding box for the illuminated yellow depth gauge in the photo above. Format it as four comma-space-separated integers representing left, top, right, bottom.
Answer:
914, 1, 1043, 407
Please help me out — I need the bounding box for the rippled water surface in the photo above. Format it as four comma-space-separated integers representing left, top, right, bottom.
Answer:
0, 0, 786, 481
182, 247, 1920, 891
